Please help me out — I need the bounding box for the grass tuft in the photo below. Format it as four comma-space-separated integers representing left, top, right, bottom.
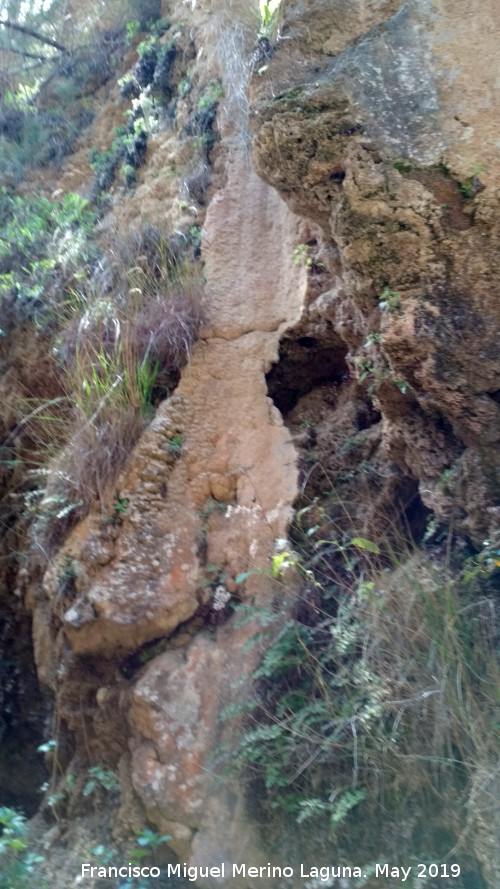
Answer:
23, 224, 202, 560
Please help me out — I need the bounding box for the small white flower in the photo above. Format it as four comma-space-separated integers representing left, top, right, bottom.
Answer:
212, 585, 231, 611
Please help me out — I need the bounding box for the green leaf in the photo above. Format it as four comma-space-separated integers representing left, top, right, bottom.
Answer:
37, 739, 57, 753
235, 571, 252, 584
349, 537, 380, 554
83, 780, 96, 797
8, 838, 27, 851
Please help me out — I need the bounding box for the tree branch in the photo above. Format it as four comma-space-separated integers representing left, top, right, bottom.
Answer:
0, 19, 68, 53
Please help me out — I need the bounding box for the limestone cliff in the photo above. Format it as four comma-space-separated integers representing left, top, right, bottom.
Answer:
0, 1, 499, 887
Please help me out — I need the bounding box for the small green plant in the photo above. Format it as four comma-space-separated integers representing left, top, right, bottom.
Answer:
136, 35, 157, 60
460, 537, 500, 587
118, 73, 139, 99
25, 488, 84, 525
460, 162, 487, 199
199, 498, 229, 533
188, 224, 202, 252
0, 808, 29, 854
166, 434, 183, 455
37, 739, 57, 754
392, 160, 413, 175
394, 379, 410, 394
129, 829, 171, 865
91, 844, 114, 865
459, 182, 475, 199
112, 833, 171, 889
178, 75, 192, 98
60, 556, 78, 577
125, 20, 141, 44
197, 81, 224, 110
470, 162, 487, 177
292, 243, 312, 268
122, 163, 137, 187
89, 145, 118, 192
378, 288, 401, 312
113, 496, 129, 515
258, 0, 282, 40
356, 357, 375, 382
83, 766, 120, 798
364, 332, 381, 347
296, 788, 367, 826
57, 558, 79, 597
151, 17, 171, 38
202, 563, 228, 590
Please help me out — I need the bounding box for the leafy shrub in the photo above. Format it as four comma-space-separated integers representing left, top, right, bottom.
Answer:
0, 29, 126, 181
135, 37, 159, 86
119, 73, 141, 99
224, 524, 500, 864
152, 40, 176, 99
89, 146, 119, 192
130, 32, 176, 101
121, 162, 137, 187
0, 807, 44, 889
90, 115, 152, 196
0, 189, 95, 332
183, 81, 223, 157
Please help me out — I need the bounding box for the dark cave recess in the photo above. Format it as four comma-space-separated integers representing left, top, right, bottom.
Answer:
266, 329, 349, 415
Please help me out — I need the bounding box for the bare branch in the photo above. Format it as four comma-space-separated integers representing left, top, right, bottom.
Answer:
0, 19, 68, 54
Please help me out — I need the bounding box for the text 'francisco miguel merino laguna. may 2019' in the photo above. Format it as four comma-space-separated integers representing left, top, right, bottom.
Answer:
80, 861, 462, 882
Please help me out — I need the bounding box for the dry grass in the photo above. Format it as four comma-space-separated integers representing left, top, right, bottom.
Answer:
28, 225, 203, 560
364, 555, 499, 781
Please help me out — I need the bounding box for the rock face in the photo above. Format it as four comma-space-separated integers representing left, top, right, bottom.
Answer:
251, 0, 500, 546
31, 138, 305, 874
248, 1, 500, 881
128, 628, 268, 874
1, 0, 499, 886
25, 1, 307, 873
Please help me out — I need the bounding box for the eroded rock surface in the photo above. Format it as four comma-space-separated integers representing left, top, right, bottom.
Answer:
31, 116, 305, 881
251, 0, 500, 546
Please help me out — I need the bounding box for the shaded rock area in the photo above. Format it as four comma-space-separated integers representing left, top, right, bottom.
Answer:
0, 607, 48, 814
0, 0, 499, 887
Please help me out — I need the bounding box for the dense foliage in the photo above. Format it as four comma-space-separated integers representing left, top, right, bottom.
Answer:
223, 514, 500, 878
